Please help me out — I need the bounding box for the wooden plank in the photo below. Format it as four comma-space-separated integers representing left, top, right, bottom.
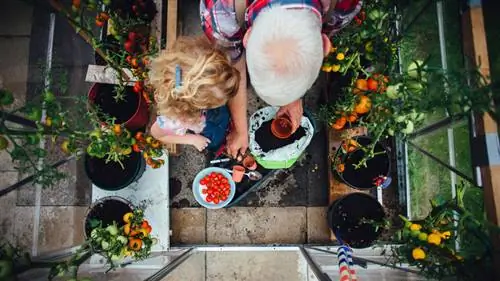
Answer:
327, 124, 369, 241
166, 0, 178, 49
85, 65, 136, 85
462, 5, 500, 279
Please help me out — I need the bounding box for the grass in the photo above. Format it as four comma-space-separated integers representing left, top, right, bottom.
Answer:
399, 0, 484, 219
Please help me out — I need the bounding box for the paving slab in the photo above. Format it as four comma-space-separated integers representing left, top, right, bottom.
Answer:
163, 251, 206, 281
206, 251, 307, 281
170, 145, 206, 208
12, 206, 34, 251
171, 208, 206, 244
0, 171, 20, 244
0, 0, 34, 36
306, 207, 331, 244
16, 158, 91, 206
38, 206, 87, 254
0, 37, 30, 111
207, 207, 307, 244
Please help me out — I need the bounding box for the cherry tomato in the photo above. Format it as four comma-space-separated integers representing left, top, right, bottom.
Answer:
213, 198, 220, 204
206, 196, 213, 202
202, 189, 208, 194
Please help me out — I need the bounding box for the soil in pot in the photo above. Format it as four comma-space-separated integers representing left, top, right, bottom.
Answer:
255, 120, 306, 152
85, 151, 145, 191
328, 192, 385, 248
91, 83, 139, 124
338, 137, 390, 189
84, 197, 133, 237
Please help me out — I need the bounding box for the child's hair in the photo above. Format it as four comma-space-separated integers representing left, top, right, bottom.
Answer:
148, 36, 240, 125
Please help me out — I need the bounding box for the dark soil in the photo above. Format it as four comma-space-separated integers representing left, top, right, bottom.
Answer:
339, 137, 390, 189
255, 120, 306, 152
84, 198, 132, 237
85, 152, 145, 190
92, 84, 139, 124
328, 192, 385, 248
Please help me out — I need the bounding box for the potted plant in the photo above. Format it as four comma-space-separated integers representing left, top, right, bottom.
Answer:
327, 192, 386, 248
0, 200, 155, 280
333, 136, 390, 189
385, 184, 496, 280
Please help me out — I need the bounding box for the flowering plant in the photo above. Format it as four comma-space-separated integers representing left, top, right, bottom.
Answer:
386, 184, 496, 280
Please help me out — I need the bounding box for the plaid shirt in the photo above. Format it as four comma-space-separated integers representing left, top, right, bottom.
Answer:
200, 0, 362, 61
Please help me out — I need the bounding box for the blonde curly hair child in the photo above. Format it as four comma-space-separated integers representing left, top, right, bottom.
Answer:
148, 36, 240, 151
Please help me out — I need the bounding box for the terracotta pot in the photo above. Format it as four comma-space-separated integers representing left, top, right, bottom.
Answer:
232, 165, 245, 183
271, 116, 293, 139
242, 155, 257, 170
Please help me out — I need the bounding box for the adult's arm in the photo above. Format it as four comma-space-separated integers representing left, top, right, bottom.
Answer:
226, 54, 249, 159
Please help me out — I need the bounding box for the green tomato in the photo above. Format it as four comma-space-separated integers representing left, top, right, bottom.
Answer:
103, 0, 111, 5
368, 10, 382, 20
407, 81, 423, 92
385, 84, 401, 99
418, 232, 428, 241
387, 128, 395, 136
101, 241, 110, 250
117, 235, 128, 244
407, 60, 425, 78
410, 230, 421, 237
106, 224, 119, 236
395, 115, 406, 123
401, 121, 414, 134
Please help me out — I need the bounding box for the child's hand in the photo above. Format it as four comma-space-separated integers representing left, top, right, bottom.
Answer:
189, 135, 211, 151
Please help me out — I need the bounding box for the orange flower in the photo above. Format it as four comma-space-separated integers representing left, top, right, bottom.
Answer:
113, 124, 122, 135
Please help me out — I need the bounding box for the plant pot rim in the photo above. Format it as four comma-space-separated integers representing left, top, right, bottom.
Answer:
84, 152, 146, 191
87, 83, 145, 128
327, 192, 385, 248
334, 136, 391, 190
83, 196, 134, 240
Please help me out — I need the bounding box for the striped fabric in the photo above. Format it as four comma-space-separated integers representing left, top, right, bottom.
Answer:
200, 0, 362, 61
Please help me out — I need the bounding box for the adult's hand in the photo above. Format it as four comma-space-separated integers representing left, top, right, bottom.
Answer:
276, 99, 303, 133
226, 130, 248, 161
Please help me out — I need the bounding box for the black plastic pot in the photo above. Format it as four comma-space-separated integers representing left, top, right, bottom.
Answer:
335, 137, 390, 189
327, 192, 385, 248
84, 196, 133, 238
84, 152, 146, 191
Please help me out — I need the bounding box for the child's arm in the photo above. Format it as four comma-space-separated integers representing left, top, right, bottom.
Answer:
150, 121, 210, 152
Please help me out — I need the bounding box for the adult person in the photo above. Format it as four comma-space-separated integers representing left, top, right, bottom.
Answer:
200, 0, 362, 159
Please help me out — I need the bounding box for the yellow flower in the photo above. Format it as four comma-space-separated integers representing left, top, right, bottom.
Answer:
409, 224, 422, 231
336, 53, 345, 60
321, 65, 333, 72
412, 248, 426, 260
331, 65, 341, 72
427, 233, 442, 246
441, 231, 451, 239
330, 46, 337, 53
123, 212, 133, 223
455, 255, 464, 261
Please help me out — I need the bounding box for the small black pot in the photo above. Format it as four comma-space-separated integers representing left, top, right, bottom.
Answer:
84, 152, 146, 191
327, 192, 385, 248
84, 196, 133, 238
335, 137, 390, 190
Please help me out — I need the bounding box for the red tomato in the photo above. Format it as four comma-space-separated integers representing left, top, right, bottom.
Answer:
200, 179, 207, 185
202, 189, 208, 194
206, 196, 212, 202
213, 198, 220, 204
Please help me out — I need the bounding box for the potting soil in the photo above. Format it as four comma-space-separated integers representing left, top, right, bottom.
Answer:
85, 152, 144, 190
94, 84, 139, 124
340, 139, 390, 189
84, 199, 132, 237
328, 193, 385, 248
255, 120, 306, 153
